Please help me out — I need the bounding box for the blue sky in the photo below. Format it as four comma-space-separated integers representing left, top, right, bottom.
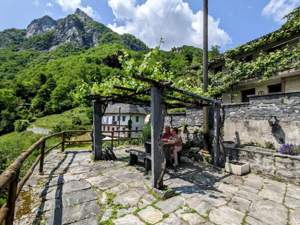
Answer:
1, 0, 300, 52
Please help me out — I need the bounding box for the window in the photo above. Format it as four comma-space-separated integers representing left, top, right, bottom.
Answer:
136, 127, 138, 133
122, 116, 126, 121
240, 55, 253, 64
241, 88, 255, 102
214, 66, 222, 74
113, 116, 115, 121
136, 116, 139, 122
108, 127, 110, 131
267, 45, 282, 54
112, 127, 115, 131
268, 84, 281, 93
117, 116, 120, 121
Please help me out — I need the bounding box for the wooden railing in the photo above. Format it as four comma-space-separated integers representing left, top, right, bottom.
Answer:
0, 129, 141, 225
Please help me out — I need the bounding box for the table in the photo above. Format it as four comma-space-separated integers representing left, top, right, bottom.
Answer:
145, 141, 175, 166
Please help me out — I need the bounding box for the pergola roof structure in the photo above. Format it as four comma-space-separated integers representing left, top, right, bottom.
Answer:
91, 74, 222, 190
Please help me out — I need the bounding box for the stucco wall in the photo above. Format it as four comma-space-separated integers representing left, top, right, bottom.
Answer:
224, 92, 300, 148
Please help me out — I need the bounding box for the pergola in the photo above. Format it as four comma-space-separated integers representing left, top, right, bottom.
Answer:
91, 75, 222, 190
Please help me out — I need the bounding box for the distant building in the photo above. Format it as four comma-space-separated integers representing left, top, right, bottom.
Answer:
102, 103, 149, 138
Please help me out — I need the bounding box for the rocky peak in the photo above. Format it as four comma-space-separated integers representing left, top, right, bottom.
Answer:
74, 8, 93, 22
26, 16, 57, 38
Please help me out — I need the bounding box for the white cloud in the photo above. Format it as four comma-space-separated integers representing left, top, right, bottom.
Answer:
247, 6, 252, 9
45, 11, 54, 16
46, 3, 54, 7
31, 0, 39, 7
262, 0, 300, 24
55, 0, 100, 20
107, 0, 231, 50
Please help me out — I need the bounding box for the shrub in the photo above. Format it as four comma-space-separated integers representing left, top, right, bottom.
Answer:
265, 142, 275, 149
72, 116, 82, 125
139, 123, 151, 141
14, 120, 29, 132
279, 143, 300, 155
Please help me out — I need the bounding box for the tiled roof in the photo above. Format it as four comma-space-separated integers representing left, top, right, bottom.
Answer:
105, 103, 148, 115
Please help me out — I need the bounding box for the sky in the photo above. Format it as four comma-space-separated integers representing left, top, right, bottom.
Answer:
1, 0, 300, 52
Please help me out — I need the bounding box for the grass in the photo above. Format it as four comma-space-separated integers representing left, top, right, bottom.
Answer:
30, 106, 91, 129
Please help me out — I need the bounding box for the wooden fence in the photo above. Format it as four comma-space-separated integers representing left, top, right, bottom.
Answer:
0, 129, 141, 225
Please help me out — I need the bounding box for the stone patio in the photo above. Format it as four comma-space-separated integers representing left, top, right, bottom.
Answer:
14, 147, 300, 225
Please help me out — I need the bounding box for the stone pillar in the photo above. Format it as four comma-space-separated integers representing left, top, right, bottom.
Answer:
151, 87, 165, 189
214, 103, 220, 166
93, 100, 103, 160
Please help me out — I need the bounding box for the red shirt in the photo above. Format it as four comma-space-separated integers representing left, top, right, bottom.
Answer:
163, 132, 172, 139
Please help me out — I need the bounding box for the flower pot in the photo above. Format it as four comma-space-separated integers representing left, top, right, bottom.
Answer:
225, 162, 250, 176
144, 141, 151, 154
222, 141, 236, 149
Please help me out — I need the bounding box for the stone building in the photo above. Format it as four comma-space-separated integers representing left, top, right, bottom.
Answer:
209, 28, 300, 103
102, 103, 149, 138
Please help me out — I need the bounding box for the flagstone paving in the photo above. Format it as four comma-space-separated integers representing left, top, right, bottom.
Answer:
14, 147, 300, 225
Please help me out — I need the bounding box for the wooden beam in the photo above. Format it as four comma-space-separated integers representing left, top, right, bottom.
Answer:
113, 85, 136, 92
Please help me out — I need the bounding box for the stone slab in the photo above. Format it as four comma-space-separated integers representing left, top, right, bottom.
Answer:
210, 205, 245, 225
113, 190, 142, 207
117, 207, 136, 218
39, 187, 61, 200
70, 216, 98, 225
106, 183, 129, 195
245, 216, 265, 225
289, 208, 300, 225
177, 213, 205, 225
249, 200, 288, 225
97, 178, 120, 190
62, 188, 98, 207
228, 196, 251, 213
138, 194, 157, 208
284, 196, 300, 209
155, 196, 185, 214
137, 206, 163, 224
62, 180, 91, 194
258, 189, 284, 203
235, 190, 263, 202
101, 209, 113, 222
217, 183, 239, 195
113, 214, 144, 225
156, 213, 188, 225
45, 201, 101, 225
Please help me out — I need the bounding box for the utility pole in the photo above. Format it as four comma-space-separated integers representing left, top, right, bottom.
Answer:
118, 107, 121, 144
203, 0, 210, 154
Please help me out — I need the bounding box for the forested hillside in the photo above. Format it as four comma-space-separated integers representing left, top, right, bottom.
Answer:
0, 8, 219, 136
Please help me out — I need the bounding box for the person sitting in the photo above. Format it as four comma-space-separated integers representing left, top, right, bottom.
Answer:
168, 127, 182, 167
162, 126, 172, 141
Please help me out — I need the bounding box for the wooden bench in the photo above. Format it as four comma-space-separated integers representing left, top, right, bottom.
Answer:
128, 149, 152, 171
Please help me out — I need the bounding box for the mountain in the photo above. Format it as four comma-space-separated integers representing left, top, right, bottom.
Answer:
0, 8, 148, 52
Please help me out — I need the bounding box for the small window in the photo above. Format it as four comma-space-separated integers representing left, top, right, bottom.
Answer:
240, 55, 252, 64
112, 127, 114, 131
214, 66, 222, 74
108, 127, 110, 131
241, 88, 255, 102
122, 116, 126, 121
117, 116, 120, 121
136, 116, 139, 122
267, 45, 282, 54
136, 127, 138, 133
122, 128, 126, 131
113, 116, 115, 121
268, 84, 281, 93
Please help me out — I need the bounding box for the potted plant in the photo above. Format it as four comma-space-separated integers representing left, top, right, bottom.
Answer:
225, 160, 250, 176
139, 123, 151, 154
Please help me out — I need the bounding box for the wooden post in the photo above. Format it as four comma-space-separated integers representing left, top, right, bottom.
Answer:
61, 132, 65, 152
214, 103, 221, 167
151, 87, 165, 189
5, 174, 18, 225
93, 100, 103, 160
39, 140, 45, 175
111, 130, 114, 151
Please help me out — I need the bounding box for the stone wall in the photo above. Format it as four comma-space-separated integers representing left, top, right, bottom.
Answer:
226, 147, 300, 185
224, 91, 300, 148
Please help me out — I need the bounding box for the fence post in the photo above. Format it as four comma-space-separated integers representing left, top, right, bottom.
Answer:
61, 132, 65, 152
5, 173, 18, 225
111, 131, 114, 151
39, 140, 45, 175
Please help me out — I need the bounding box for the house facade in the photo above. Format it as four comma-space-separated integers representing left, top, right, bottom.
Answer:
102, 103, 149, 138
210, 29, 300, 103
